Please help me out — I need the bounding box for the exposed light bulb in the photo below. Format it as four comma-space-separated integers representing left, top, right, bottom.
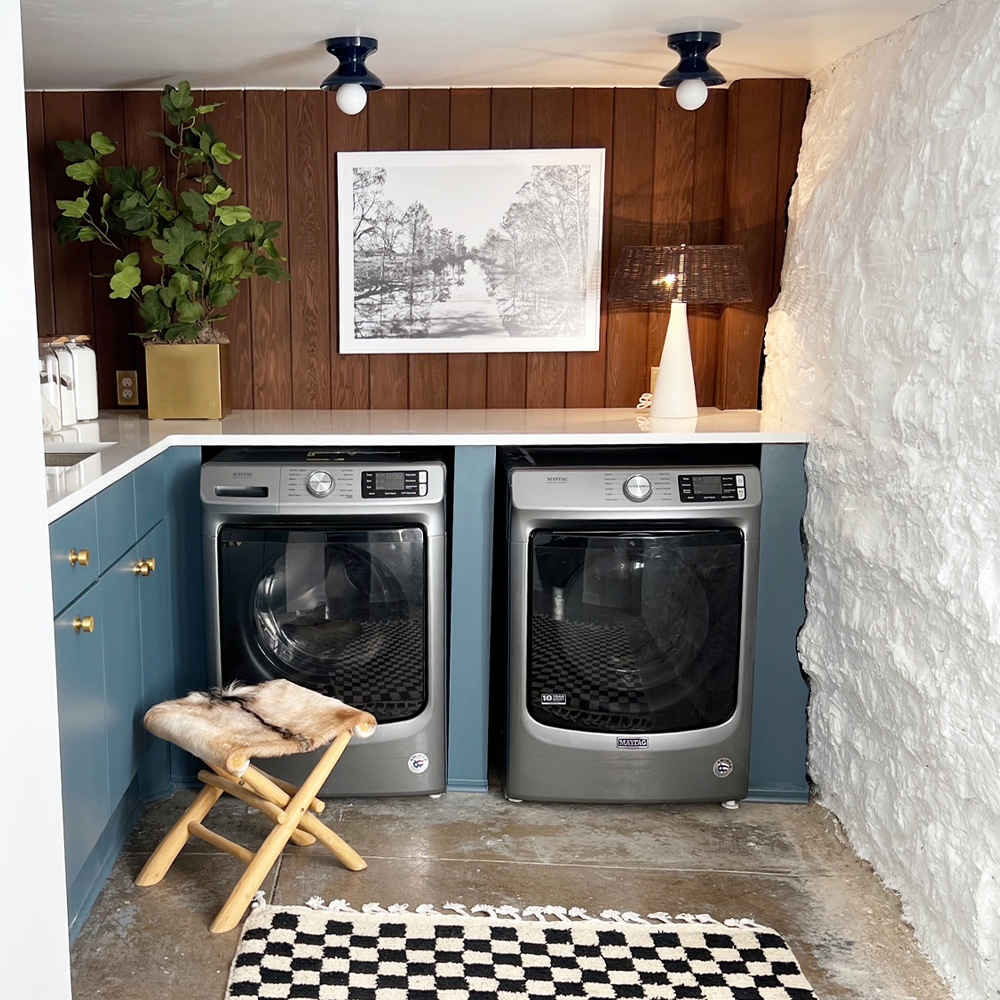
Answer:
676, 78, 708, 111
336, 83, 368, 115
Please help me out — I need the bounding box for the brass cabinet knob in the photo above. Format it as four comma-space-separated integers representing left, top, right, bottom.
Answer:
134, 557, 157, 577
69, 548, 91, 567
73, 615, 96, 633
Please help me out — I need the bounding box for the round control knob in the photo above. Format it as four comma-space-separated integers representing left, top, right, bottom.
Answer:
623, 474, 652, 502
306, 470, 334, 497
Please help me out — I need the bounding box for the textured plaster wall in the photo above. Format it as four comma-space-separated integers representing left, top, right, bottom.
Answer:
761, 0, 1000, 997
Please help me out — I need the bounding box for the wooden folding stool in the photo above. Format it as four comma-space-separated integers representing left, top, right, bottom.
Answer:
136, 678, 377, 933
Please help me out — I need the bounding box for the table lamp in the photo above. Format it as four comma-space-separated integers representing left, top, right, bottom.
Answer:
609, 245, 752, 419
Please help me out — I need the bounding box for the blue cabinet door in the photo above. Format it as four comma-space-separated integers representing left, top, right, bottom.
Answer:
137, 521, 175, 763
54, 589, 110, 887
101, 544, 145, 811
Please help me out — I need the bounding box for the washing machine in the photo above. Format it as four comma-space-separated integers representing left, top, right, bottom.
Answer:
202, 448, 447, 796
502, 453, 761, 803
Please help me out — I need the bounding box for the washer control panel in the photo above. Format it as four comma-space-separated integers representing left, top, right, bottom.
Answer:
678, 472, 747, 503
361, 468, 429, 498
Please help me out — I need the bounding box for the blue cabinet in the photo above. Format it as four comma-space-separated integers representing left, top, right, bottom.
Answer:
49, 456, 178, 937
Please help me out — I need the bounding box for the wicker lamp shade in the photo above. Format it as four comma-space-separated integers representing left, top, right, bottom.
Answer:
609, 245, 752, 305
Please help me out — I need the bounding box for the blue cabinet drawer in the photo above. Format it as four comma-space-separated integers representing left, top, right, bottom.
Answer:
50, 500, 99, 615
95, 475, 138, 573
134, 453, 166, 539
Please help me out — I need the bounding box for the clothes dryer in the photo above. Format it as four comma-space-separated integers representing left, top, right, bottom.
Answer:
503, 455, 761, 803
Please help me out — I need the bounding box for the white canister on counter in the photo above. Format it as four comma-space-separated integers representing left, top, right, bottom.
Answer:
66, 336, 99, 420
53, 341, 77, 426
39, 341, 62, 416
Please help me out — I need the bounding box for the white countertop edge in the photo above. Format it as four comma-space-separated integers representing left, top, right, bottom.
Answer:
44, 407, 810, 523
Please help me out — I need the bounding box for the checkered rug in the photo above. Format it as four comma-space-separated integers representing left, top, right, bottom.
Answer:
225, 902, 817, 999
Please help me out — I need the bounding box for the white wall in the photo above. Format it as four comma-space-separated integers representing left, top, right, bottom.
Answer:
763, 0, 1000, 997
0, 0, 73, 995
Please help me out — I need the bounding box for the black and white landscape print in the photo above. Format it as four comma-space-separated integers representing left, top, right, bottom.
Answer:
337, 149, 604, 354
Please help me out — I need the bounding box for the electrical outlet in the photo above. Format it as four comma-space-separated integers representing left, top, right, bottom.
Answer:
116, 370, 139, 407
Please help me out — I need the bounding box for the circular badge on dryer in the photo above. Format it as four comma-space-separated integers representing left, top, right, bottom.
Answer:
713, 757, 735, 778
408, 752, 430, 774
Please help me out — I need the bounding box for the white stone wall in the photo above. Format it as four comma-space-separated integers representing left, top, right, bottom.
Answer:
762, 1, 1000, 997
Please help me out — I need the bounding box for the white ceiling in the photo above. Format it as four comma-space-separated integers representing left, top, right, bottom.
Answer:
20, 0, 942, 91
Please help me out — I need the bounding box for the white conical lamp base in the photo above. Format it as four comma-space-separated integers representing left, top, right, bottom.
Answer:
649, 301, 698, 419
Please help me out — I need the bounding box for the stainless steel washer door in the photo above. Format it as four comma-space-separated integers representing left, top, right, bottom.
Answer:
218, 524, 427, 721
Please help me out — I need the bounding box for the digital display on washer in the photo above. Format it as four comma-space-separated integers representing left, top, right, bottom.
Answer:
376, 471, 406, 491
693, 475, 723, 495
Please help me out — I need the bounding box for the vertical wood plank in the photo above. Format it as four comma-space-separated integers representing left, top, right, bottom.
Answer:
286, 90, 330, 409
566, 88, 613, 408
446, 89, 491, 408
366, 89, 410, 409
25, 93, 55, 341
718, 79, 782, 410
207, 91, 254, 409
487, 87, 532, 409
43, 93, 92, 343
687, 90, 729, 406
605, 88, 656, 408
328, 97, 369, 408
647, 89, 697, 394
771, 80, 810, 303
246, 90, 292, 408
525, 87, 573, 409
123, 90, 171, 409
82, 92, 133, 409
407, 89, 449, 409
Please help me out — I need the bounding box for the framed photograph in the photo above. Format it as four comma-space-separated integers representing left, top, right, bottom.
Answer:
337, 148, 605, 354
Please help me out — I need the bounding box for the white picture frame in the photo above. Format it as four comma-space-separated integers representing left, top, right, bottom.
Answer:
337, 148, 605, 354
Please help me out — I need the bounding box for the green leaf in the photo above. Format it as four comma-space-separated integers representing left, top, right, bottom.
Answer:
180, 189, 211, 224
109, 261, 142, 299
215, 204, 252, 226
90, 131, 116, 157
174, 298, 204, 324
168, 273, 196, 299
163, 321, 201, 343
253, 255, 291, 281
263, 238, 285, 261
151, 217, 206, 266
195, 103, 223, 115
54, 215, 82, 244
120, 252, 140, 268
100, 192, 112, 222
164, 80, 193, 110
203, 186, 232, 206
57, 138, 94, 164
76, 226, 99, 242
138, 287, 171, 331
209, 282, 240, 308
147, 130, 179, 151
210, 141, 233, 165
66, 159, 102, 185
56, 196, 90, 219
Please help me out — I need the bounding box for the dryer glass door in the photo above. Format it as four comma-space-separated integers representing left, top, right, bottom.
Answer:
218, 524, 426, 721
527, 528, 743, 733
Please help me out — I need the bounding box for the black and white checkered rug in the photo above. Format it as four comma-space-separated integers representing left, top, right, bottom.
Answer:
226, 902, 817, 999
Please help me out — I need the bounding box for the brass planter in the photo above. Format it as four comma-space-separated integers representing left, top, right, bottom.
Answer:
145, 343, 232, 420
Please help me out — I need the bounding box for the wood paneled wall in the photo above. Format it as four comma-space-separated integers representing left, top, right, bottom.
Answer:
25, 82, 808, 411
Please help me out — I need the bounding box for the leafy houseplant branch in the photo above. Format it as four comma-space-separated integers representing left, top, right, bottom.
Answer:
54, 80, 290, 344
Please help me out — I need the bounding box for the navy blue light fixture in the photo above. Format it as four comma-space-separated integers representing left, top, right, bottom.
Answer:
659, 31, 726, 111
320, 36, 384, 115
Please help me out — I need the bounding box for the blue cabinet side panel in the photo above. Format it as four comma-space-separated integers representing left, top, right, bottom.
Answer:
447, 446, 496, 792
95, 474, 137, 574
749, 444, 809, 802
134, 452, 166, 537
161, 446, 208, 784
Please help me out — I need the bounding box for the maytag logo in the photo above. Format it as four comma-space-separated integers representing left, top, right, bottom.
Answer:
541, 693, 567, 706
546, 476, 568, 483
232, 472, 253, 478
617, 737, 648, 749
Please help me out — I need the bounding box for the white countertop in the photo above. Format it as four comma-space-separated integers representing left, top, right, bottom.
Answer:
43, 406, 808, 521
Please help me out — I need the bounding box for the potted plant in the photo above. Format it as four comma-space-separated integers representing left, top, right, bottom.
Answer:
53, 81, 290, 418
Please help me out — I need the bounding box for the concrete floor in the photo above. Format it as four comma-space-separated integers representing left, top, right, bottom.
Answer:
70, 785, 952, 1000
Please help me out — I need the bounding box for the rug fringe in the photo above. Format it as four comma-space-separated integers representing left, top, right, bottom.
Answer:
286, 898, 773, 930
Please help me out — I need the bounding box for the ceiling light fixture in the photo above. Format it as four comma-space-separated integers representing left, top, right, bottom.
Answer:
320, 36, 384, 115
659, 31, 725, 112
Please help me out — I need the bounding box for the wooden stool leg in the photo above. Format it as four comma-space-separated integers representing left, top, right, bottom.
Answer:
136, 785, 225, 887
210, 733, 355, 933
